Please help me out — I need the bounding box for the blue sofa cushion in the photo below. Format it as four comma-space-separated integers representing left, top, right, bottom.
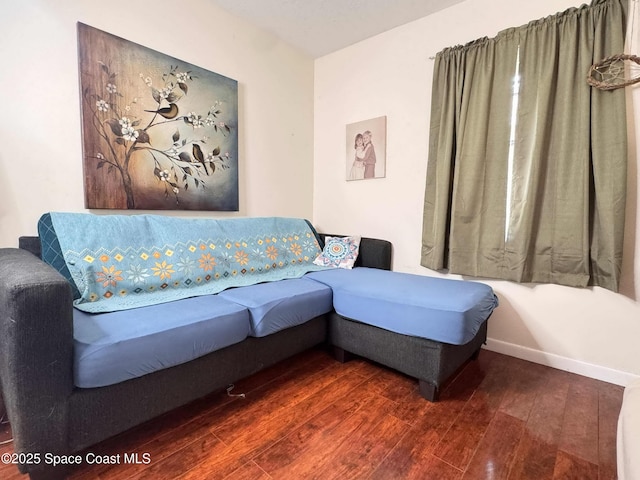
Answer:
73, 295, 251, 388
218, 278, 333, 337
305, 267, 498, 345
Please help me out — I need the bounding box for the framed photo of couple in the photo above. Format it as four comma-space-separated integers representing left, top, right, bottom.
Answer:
346, 115, 386, 181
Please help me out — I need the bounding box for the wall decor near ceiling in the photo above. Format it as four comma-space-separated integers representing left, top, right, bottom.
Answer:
77, 23, 239, 211
346, 116, 386, 181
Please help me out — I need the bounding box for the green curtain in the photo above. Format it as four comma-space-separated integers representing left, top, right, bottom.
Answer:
421, 0, 628, 292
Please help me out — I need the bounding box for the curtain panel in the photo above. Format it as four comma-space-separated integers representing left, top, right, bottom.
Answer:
421, 0, 628, 291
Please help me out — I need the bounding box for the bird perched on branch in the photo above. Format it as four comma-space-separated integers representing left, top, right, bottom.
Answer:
145, 103, 179, 119
192, 144, 208, 174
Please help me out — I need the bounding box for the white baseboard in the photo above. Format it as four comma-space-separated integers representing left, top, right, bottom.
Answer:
483, 338, 640, 387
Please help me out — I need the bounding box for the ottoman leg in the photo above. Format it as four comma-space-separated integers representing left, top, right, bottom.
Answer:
471, 347, 482, 360
419, 379, 439, 402
332, 346, 355, 363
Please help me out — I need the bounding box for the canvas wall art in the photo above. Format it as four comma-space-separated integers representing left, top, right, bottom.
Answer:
346, 116, 386, 181
77, 23, 239, 210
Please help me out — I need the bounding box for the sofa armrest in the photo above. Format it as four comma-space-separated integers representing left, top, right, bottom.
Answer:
357, 237, 392, 270
18, 236, 41, 258
319, 234, 392, 270
618, 378, 640, 480
0, 248, 73, 462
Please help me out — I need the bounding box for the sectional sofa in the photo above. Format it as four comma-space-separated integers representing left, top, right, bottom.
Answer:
618, 378, 640, 480
0, 213, 497, 479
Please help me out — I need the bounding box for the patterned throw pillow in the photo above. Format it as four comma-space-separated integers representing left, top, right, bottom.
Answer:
313, 236, 361, 269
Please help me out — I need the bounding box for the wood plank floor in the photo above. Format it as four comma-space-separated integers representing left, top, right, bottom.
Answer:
0, 348, 623, 479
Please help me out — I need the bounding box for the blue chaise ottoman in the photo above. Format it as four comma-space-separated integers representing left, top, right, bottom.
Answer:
306, 267, 499, 401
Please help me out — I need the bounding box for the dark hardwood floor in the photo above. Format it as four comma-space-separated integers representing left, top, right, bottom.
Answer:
0, 347, 623, 479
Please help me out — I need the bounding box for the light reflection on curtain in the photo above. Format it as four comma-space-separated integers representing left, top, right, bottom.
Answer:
421, 0, 627, 292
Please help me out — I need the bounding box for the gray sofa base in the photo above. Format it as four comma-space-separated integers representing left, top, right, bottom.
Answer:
329, 312, 488, 401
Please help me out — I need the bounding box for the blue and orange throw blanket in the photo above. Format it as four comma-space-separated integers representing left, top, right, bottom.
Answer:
42, 213, 328, 313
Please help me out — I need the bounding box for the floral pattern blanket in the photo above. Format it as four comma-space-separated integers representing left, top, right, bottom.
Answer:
47, 213, 327, 313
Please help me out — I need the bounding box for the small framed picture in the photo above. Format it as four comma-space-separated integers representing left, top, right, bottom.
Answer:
346, 116, 386, 181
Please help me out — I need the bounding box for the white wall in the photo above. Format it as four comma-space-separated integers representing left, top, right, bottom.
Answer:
314, 0, 640, 384
0, 0, 315, 247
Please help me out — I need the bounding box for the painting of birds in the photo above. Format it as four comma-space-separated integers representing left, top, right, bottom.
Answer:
77, 23, 238, 211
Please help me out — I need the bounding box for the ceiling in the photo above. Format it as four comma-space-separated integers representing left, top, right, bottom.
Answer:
208, 0, 465, 58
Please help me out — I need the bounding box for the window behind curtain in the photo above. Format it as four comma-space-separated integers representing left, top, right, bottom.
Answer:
421, 0, 628, 292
